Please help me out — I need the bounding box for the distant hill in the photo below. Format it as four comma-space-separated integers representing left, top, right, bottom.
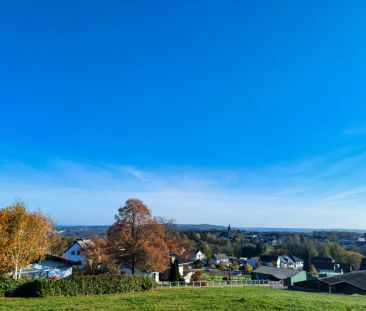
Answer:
55, 224, 365, 238
55, 223, 227, 237
56, 225, 110, 238
171, 224, 227, 231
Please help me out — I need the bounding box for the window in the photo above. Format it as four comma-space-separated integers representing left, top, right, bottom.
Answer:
77, 251, 81, 255
71, 251, 75, 255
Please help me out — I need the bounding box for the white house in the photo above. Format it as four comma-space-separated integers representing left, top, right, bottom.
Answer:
191, 250, 205, 261
211, 254, 229, 266
289, 255, 304, 270
62, 239, 94, 268
260, 255, 304, 270
19, 254, 79, 279
120, 261, 159, 283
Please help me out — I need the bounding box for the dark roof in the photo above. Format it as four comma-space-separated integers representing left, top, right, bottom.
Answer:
253, 266, 302, 280
212, 253, 229, 260
169, 253, 193, 265
36, 254, 80, 266
359, 258, 366, 271
311, 256, 333, 263
339, 263, 355, 273
289, 255, 303, 263
259, 254, 278, 262
313, 261, 337, 271
318, 270, 366, 291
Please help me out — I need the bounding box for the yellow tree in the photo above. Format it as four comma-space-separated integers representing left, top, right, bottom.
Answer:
309, 264, 318, 277
244, 262, 253, 275
0, 201, 53, 279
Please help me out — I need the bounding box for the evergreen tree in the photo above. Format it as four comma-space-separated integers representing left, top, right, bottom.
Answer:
169, 258, 181, 282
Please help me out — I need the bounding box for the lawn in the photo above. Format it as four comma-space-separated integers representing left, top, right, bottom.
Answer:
202, 271, 250, 281
1, 287, 366, 311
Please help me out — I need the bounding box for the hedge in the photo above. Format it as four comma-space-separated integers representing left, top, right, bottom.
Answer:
1, 275, 155, 297
0, 278, 27, 297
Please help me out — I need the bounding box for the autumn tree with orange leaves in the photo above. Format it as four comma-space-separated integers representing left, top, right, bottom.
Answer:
0, 201, 53, 279
107, 199, 171, 274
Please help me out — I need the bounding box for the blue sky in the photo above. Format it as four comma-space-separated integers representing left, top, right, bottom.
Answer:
1, 1, 366, 228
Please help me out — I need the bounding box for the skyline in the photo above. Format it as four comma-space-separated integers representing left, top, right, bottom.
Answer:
2, 1, 366, 228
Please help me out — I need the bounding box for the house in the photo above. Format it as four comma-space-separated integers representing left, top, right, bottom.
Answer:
259, 254, 280, 267
251, 266, 309, 287
260, 236, 278, 246
190, 250, 205, 262
120, 261, 159, 283
211, 254, 229, 266
278, 255, 304, 270
246, 257, 259, 270
168, 253, 193, 276
19, 254, 80, 279
62, 239, 94, 268
294, 270, 366, 295
311, 256, 343, 277
289, 255, 304, 270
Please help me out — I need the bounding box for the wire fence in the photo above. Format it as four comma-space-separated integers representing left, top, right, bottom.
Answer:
156, 279, 282, 289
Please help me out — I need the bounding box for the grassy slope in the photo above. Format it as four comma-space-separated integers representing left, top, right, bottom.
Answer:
1, 287, 366, 311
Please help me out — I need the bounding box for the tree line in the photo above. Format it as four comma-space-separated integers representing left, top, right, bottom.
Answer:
0, 199, 187, 279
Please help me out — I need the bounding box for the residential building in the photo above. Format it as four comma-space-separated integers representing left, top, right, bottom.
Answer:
279, 255, 304, 270
246, 257, 259, 270
62, 239, 94, 268
190, 250, 205, 262
168, 253, 193, 276
19, 254, 79, 279
211, 253, 229, 266
311, 256, 343, 277
120, 261, 159, 283
259, 254, 281, 267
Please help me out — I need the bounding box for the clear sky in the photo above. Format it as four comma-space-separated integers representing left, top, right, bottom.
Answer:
1, 1, 366, 228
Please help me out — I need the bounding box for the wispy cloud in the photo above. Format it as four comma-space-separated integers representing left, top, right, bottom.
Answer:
1, 149, 366, 229
343, 125, 366, 136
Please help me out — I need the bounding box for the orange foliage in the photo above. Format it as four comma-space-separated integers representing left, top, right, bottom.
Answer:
107, 199, 169, 273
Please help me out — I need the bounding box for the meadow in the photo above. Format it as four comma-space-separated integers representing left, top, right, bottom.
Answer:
1, 287, 366, 311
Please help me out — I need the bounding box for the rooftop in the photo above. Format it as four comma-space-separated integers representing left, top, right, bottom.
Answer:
253, 266, 303, 280
318, 270, 366, 291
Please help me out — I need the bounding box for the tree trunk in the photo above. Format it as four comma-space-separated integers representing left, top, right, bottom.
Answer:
13, 264, 18, 280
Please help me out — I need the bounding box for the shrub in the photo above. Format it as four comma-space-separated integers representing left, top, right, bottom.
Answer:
0, 278, 28, 297
8, 275, 155, 297
191, 270, 203, 281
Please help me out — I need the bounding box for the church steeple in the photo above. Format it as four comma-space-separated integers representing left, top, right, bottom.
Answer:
227, 224, 232, 238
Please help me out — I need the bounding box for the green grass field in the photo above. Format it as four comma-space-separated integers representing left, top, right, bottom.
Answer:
201, 272, 250, 281
1, 287, 366, 311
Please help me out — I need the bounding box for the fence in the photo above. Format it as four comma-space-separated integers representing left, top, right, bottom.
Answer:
156, 279, 282, 289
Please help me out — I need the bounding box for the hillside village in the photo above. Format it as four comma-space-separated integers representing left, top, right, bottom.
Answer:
3, 201, 366, 297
